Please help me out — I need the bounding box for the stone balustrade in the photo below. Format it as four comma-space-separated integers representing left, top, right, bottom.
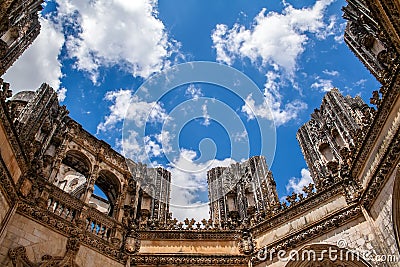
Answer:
37, 181, 124, 246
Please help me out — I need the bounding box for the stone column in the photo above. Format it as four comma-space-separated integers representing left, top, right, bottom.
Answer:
82, 165, 99, 204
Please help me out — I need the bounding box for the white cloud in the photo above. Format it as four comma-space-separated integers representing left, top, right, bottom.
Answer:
99, 89, 171, 163
211, 0, 334, 74
201, 102, 210, 126
143, 130, 173, 158
333, 22, 347, 43
311, 77, 334, 92
185, 84, 203, 100
241, 71, 307, 126
169, 149, 235, 221
56, 87, 67, 102
354, 79, 367, 87
286, 168, 313, 194
144, 136, 163, 157
233, 130, 248, 142
56, 0, 179, 82
322, 69, 339, 76
97, 89, 133, 132
97, 89, 168, 133
212, 24, 234, 66
118, 130, 147, 162
155, 131, 173, 154
3, 18, 65, 99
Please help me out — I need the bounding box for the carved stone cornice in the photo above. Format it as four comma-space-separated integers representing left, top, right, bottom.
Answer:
251, 205, 362, 265
0, 156, 18, 205
130, 254, 249, 266
251, 184, 343, 236
350, 73, 400, 180
138, 230, 241, 240
361, 118, 400, 209
0, 93, 28, 174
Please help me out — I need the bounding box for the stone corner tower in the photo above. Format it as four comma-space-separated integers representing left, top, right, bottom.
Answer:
207, 155, 279, 227
296, 88, 374, 190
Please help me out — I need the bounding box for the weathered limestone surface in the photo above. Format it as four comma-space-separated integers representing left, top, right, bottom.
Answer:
76, 245, 124, 267
0, 213, 67, 266
255, 194, 348, 248
370, 170, 400, 259
0, 190, 9, 223
359, 96, 400, 188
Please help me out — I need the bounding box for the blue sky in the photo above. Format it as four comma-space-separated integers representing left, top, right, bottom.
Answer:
3, 0, 380, 220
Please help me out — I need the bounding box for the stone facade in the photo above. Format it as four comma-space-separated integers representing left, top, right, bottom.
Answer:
0, 0, 399, 266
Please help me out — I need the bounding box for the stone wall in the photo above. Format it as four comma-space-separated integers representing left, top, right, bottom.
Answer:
254, 193, 348, 248
369, 169, 400, 260
0, 189, 10, 241
0, 213, 68, 266
76, 245, 124, 267
0, 212, 126, 267
255, 203, 400, 267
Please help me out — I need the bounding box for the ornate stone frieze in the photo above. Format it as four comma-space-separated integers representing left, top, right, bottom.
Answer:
238, 229, 255, 255
0, 0, 42, 76
130, 254, 249, 266
66, 120, 128, 174
125, 229, 140, 254
138, 230, 240, 240
0, 86, 28, 175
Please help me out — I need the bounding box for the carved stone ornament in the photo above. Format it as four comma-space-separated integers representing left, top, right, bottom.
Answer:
9, 237, 80, 267
238, 229, 255, 255
125, 230, 140, 254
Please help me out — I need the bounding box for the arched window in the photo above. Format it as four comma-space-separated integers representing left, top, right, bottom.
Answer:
89, 170, 121, 217
55, 150, 91, 199
89, 184, 111, 214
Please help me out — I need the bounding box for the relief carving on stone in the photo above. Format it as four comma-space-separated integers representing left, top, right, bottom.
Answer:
9, 237, 80, 267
